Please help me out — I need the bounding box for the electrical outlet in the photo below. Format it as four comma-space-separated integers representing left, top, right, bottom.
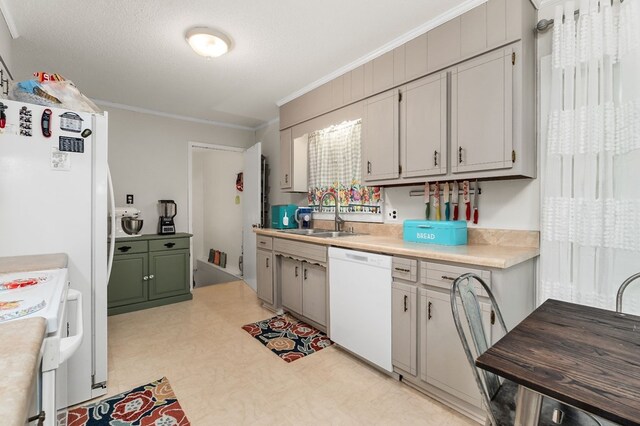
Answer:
387, 209, 399, 222
126, 194, 134, 205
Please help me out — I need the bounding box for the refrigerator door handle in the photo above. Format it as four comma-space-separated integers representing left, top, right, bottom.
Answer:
106, 165, 116, 283
60, 289, 83, 363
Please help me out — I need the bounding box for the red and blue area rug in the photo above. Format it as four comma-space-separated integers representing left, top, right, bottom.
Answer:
242, 314, 333, 362
66, 377, 190, 425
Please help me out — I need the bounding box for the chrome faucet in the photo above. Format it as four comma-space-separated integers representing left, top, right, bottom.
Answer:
320, 191, 345, 232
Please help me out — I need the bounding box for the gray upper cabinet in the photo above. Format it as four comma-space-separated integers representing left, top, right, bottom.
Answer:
404, 34, 428, 82
487, 0, 507, 48
350, 65, 365, 101
401, 72, 448, 178
427, 18, 461, 74
279, 128, 292, 190
363, 89, 400, 182
460, 4, 487, 58
451, 47, 513, 173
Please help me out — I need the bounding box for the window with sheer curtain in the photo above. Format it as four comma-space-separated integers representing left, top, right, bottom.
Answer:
307, 119, 382, 217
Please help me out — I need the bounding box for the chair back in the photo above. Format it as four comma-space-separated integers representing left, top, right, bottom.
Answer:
450, 273, 509, 425
616, 272, 640, 313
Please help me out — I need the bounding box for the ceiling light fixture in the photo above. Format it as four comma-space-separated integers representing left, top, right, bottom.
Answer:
185, 27, 232, 58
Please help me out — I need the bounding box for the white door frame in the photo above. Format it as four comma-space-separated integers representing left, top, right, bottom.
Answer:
187, 141, 245, 290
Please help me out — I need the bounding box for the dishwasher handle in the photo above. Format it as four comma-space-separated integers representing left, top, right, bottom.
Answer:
344, 253, 371, 263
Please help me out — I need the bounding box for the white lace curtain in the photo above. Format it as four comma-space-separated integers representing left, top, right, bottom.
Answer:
540, 0, 640, 312
308, 119, 362, 189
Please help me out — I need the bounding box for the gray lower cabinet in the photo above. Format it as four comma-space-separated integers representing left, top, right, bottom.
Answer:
257, 249, 274, 305
280, 256, 327, 328
107, 234, 192, 316
392, 281, 417, 375
420, 288, 493, 409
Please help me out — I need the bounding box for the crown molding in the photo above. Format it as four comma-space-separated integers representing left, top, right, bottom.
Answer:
253, 116, 279, 132
92, 99, 264, 132
276, 0, 488, 107
0, 0, 19, 39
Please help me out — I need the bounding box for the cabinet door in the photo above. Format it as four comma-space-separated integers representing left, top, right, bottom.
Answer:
363, 89, 400, 182
280, 128, 292, 189
460, 4, 487, 58
281, 257, 302, 314
256, 249, 274, 304
402, 73, 447, 178
451, 47, 513, 173
420, 289, 492, 408
108, 253, 148, 308
392, 282, 417, 375
302, 263, 327, 326
427, 18, 461, 73
148, 249, 189, 300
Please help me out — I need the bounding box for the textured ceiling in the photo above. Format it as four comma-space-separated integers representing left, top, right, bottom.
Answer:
7, 0, 473, 129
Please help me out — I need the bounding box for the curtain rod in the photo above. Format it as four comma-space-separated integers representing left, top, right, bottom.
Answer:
535, 0, 624, 33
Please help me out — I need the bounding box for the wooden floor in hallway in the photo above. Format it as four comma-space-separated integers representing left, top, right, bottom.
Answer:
106, 280, 477, 425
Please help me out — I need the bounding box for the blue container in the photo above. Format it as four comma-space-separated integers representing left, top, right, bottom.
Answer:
271, 204, 299, 229
403, 220, 468, 246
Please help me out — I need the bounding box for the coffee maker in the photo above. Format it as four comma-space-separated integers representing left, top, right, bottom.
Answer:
158, 200, 177, 235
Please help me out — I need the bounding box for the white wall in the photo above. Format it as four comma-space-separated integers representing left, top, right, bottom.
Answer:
198, 148, 244, 275
255, 120, 307, 214
106, 107, 255, 234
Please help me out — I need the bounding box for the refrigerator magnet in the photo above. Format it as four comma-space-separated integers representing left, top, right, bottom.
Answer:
50, 147, 71, 171
59, 112, 83, 133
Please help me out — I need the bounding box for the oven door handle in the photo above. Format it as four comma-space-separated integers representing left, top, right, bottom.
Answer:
59, 288, 83, 364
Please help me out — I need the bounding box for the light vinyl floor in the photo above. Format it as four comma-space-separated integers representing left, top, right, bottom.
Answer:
107, 281, 477, 425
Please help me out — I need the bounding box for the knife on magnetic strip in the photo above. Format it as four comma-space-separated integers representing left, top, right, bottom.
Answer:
444, 182, 450, 221
434, 182, 441, 221
424, 182, 430, 220
452, 181, 459, 220
463, 180, 471, 221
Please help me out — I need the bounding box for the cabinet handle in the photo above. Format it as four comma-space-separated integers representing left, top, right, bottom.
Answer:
143, 276, 149, 281
118, 246, 132, 253
149, 275, 154, 279
164, 242, 176, 248
259, 241, 266, 245
441, 275, 456, 281
303, 268, 307, 280
403, 295, 408, 312
428, 301, 432, 320
394, 267, 410, 273
266, 257, 269, 268
434, 150, 438, 167
367, 161, 371, 174
285, 174, 288, 184
295, 266, 299, 277
491, 310, 496, 325
458, 147, 463, 164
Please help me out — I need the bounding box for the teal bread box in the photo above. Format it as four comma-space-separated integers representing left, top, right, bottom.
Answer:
403, 220, 468, 246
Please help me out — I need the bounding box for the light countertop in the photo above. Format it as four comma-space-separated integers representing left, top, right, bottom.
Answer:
0, 253, 68, 274
0, 317, 47, 426
255, 229, 539, 269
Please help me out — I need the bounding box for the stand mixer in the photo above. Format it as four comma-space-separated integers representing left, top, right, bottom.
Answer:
112, 207, 143, 238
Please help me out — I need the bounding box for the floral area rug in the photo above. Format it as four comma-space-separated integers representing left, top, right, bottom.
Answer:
66, 377, 190, 425
242, 314, 333, 362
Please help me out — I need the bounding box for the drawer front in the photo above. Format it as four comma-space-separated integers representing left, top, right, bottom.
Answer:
257, 235, 273, 250
392, 257, 418, 282
420, 261, 491, 296
149, 238, 190, 252
114, 240, 148, 255
273, 238, 326, 264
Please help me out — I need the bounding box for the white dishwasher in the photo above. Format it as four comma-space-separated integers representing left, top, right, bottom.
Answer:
329, 247, 392, 372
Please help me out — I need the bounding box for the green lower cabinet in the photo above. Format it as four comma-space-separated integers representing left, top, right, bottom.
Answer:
149, 250, 189, 300
108, 234, 193, 316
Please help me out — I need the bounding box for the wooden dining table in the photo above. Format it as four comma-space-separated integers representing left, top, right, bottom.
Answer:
476, 299, 640, 426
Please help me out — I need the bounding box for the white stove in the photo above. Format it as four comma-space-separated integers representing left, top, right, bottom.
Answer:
0, 268, 84, 426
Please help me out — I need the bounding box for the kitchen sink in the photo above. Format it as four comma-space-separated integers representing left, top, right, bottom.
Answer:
312, 231, 363, 238
277, 229, 328, 235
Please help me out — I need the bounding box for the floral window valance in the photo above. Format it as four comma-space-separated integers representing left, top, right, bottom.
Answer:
307, 119, 382, 215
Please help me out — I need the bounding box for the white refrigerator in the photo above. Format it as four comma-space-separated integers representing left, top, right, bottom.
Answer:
0, 99, 109, 406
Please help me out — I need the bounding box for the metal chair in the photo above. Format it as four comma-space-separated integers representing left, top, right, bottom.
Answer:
616, 272, 640, 313
450, 273, 605, 426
